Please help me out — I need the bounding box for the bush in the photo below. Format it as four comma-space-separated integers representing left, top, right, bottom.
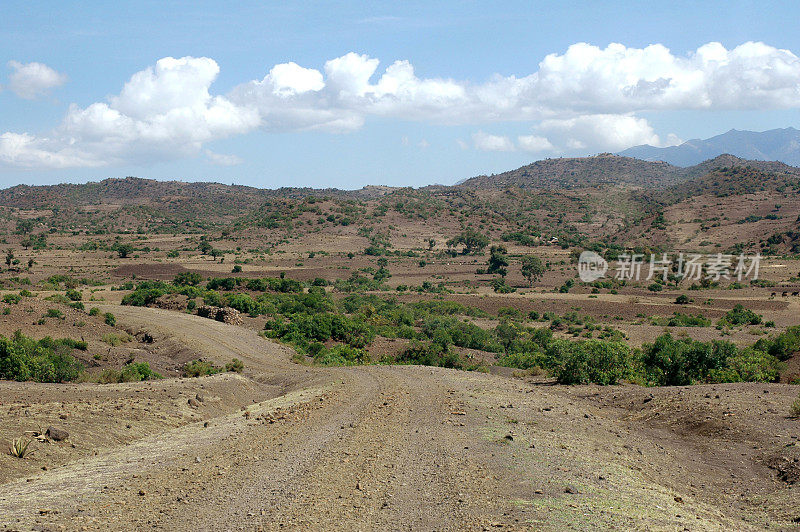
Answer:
709, 348, 781, 383
313, 344, 370, 366
0, 331, 85, 382
397, 341, 460, 369
102, 333, 131, 347
641, 335, 721, 386
46, 308, 64, 319
183, 359, 222, 377
547, 339, 631, 385
173, 272, 202, 286
225, 358, 244, 372
65, 289, 82, 301
3, 294, 21, 305
753, 326, 800, 361
89, 307, 100, 316
718, 304, 762, 327
675, 294, 691, 304
791, 396, 800, 418
120, 362, 161, 382
104, 312, 116, 326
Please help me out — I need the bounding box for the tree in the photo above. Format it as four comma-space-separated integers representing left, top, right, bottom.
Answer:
522, 255, 545, 286
116, 243, 134, 258
198, 241, 213, 255
15, 220, 34, 235
521, 255, 545, 286
487, 245, 509, 277
495, 320, 518, 354
427, 238, 436, 251
5, 249, 13, 268
446, 229, 489, 255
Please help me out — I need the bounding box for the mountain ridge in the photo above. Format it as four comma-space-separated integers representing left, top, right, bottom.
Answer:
619, 127, 800, 166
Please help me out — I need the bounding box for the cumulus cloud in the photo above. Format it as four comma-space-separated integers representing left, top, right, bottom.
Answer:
205, 150, 243, 166
472, 131, 515, 152
536, 114, 681, 152
517, 135, 555, 152
1, 57, 259, 168
6, 61, 67, 99
3, 41, 800, 168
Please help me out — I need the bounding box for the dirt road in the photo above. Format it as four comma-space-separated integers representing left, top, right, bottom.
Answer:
1, 307, 798, 530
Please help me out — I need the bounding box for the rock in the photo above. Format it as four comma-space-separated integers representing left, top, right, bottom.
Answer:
197, 306, 242, 325
188, 398, 201, 408
564, 486, 578, 494
46, 426, 69, 441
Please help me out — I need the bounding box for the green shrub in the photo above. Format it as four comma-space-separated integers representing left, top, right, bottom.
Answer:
718, 304, 762, 327
546, 339, 631, 385
0, 331, 85, 382
225, 358, 244, 372
396, 341, 460, 368
753, 326, 800, 361
89, 307, 100, 316
709, 348, 781, 383
313, 344, 371, 366
102, 333, 130, 347
104, 312, 116, 326
65, 289, 82, 301
3, 294, 21, 305
791, 396, 800, 418
46, 308, 64, 319
183, 359, 222, 377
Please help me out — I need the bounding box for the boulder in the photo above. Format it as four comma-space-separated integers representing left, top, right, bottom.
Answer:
46, 426, 69, 441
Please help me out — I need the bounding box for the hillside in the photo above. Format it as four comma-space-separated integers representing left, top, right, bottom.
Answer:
619, 127, 800, 167
456, 154, 682, 190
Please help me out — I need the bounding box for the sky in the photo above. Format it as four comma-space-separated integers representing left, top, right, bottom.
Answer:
2, 0, 800, 189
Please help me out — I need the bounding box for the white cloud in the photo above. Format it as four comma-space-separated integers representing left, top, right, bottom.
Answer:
205, 150, 243, 166
417, 139, 430, 149
7, 60, 67, 99
3, 41, 800, 168
536, 114, 679, 152
1, 56, 259, 168
517, 135, 555, 152
472, 131, 515, 152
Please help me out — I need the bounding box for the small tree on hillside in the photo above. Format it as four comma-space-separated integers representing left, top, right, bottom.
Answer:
521, 255, 545, 286
487, 245, 509, 277
446, 229, 489, 255
116, 243, 134, 258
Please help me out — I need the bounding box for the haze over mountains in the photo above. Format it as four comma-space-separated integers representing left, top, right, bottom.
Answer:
618, 127, 800, 167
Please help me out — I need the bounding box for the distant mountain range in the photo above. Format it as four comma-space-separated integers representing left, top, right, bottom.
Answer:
618, 127, 800, 167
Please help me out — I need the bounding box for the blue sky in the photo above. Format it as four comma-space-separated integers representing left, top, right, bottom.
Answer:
2, 0, 800, 188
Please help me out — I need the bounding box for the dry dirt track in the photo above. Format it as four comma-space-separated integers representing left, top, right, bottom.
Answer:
1, 307, 798, 531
